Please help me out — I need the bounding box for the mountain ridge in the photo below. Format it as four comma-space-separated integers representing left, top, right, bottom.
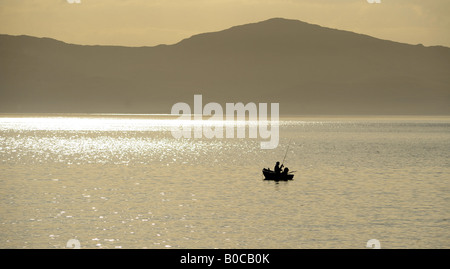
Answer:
1, 18, 449, 115
3, 18, 449, 49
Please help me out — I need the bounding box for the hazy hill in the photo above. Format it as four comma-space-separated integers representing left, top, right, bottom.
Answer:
1, 18, 449, 115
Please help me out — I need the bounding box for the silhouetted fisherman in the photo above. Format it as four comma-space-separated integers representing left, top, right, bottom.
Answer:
274, 161, 283, 174
282, 167, 289, 176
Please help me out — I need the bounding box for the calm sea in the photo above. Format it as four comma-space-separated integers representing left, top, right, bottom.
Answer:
0, 114, 449, 249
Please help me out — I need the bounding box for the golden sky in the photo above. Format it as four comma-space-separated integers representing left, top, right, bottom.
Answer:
0, 0, 449, 47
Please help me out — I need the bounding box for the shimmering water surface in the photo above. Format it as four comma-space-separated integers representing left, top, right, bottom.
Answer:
0, 114, 449, 249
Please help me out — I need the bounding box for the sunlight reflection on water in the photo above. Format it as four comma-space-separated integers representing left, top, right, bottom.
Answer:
0, 114, 449, 249
0, 114, 291, 132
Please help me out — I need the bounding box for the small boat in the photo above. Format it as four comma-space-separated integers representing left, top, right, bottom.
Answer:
262, 168, 294, 181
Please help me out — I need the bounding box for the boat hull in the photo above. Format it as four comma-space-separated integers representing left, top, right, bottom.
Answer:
262, 168, 294, 181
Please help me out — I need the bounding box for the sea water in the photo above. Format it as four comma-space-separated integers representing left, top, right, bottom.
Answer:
0, 114, 449, 248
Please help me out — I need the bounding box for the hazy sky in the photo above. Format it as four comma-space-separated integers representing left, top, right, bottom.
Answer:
0, 0, 449, 47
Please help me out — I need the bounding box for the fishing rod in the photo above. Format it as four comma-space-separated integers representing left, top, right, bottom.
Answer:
281, 139, 291, 166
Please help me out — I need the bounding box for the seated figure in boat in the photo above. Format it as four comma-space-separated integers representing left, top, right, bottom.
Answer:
274, 161, 283, 174
282, 167, 289, 176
